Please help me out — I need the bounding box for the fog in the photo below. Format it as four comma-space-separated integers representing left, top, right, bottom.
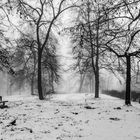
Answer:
0, 34, 126, 97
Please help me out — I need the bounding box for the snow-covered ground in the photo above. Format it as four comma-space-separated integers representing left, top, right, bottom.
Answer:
0, 93, 140, 140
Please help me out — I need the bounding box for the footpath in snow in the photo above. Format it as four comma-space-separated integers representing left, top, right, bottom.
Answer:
0, 93, 140, 140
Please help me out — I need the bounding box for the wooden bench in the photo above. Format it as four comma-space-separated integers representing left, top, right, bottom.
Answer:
0, 96, 8, 108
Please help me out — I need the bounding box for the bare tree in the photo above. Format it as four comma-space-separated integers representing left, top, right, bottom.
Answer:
71, 0, 112, 97
8, 0, 78, 99
102, 0, 140, 105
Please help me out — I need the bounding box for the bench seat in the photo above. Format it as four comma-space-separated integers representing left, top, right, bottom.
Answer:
0, 101, 8, 106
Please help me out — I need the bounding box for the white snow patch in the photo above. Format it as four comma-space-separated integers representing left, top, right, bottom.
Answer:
0, 93, 140, 140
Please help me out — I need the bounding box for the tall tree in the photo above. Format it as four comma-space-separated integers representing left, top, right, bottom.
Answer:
10, 0, 78, 99
102, 0, 140, 105
10, 28, 60, 96
71, 0, 112, 97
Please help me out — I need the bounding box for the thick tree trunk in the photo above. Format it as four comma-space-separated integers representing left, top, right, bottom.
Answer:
95, 70, 99, 98
125, 55, 131, 105
38, 49, 44, 100
94, 43, 99, 98
95, 14, 100, 98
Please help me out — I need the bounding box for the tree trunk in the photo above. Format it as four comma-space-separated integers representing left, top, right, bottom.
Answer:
125, 55, 131, 105
31, 73, 35, 95
95, 11, 100, 98
38, 49, 44, 100
95, 70, 99, 98
91, 74, 94, 93
94, 43, 99, 98
79, 73, 86, 93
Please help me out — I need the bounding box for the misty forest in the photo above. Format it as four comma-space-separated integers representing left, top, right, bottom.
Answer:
0, 0, 140, 140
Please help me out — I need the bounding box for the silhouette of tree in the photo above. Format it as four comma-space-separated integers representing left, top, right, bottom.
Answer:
7, 0, 78, 99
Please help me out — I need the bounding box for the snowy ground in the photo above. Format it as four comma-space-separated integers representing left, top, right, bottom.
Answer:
0, 93, 140, 140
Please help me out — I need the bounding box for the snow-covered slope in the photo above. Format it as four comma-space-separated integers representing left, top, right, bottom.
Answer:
0, 93, 140, 140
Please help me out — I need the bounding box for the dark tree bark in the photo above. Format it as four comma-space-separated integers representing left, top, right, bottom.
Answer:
125, 54, 131, 105
95, 70, 99, 98
94, 11, 100, 98
38, 49, 44, 100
